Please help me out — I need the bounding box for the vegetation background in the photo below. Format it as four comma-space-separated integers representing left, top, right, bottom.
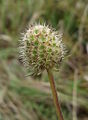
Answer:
0, 0, 88, 120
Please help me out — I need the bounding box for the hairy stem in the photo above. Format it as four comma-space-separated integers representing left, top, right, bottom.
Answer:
47, 69, 64, 120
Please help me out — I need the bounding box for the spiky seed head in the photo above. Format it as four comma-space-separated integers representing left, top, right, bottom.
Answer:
19, 24, 66, 76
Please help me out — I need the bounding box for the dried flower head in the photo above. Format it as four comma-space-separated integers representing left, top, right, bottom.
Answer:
19, 24, 65, 76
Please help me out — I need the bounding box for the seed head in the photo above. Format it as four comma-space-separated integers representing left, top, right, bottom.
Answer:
19, 24, 66, 76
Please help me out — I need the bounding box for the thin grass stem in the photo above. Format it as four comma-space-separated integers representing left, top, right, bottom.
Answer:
47, 69, 64, 120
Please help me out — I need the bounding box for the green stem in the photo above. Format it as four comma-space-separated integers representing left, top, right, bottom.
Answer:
47, 69, 64, 120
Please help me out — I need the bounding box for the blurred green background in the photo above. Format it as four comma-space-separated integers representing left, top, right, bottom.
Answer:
0, 0, 88, 120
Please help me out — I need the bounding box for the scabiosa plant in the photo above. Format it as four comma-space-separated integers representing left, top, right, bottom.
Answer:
19, 23, 66, 120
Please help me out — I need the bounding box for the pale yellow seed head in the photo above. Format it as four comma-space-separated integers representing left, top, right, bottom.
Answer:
19, 24, 66, 76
